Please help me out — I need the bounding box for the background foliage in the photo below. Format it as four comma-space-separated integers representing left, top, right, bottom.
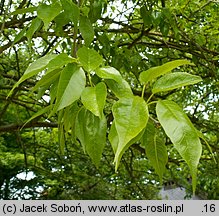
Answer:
0, 0, 218, 199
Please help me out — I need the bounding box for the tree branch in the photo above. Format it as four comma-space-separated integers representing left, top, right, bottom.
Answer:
0, 121, 58, 133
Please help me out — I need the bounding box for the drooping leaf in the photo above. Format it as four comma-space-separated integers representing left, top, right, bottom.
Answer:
88, 0, 103, 23
54, 63, 86, 111
26, 18, 42, 42
37, 2, 62, 29
108, 121, 119, 154
69, 102, 80, 141
112, 96, 149, 169
79, 16, 94, 46
57, 108, 64, 125
63, 106, 71, 132
75, 108, 107, 167
50, 78, 59, 106
58, 123, 65, 155
37, 85, 50, 100
81, 82, 107, 117
8, 54, 57, 97
21, 105, 52, 129
97, 33, 110, 56
60, 0, 79, 25
159, 20, 169, 37
13, 27, 27, 44
196, 130, 216, 163
140, 6, 153, 27
152, 72, 202, 94
151, 10, 162, 27
140, 121, 168, 182
109, 120, 145, 168
31, 69, 61, 93
156, 100, 202, 193
139, 59, 194, 84
77, 47, 103, 72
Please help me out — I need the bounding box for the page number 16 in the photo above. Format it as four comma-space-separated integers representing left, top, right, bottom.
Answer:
203, 204, 216, 213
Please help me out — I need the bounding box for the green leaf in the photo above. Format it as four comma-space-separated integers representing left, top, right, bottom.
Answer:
140, 6, 152, 27
59, 123, 65, 155
77, 47, 103, 72
21, 105, 52, 129
152, 72, 202, 94
112, 96, 149, 169
13, 27, 27, 44
69, 102, 80, 141
156, 100, 202, 193
96, 67, 133, 98
97, 33, 110, 56
75, 108, 107, 167
31, 69, 61, 93
8, 54, 57, 97
88, 0, 103, 23
81, 82, 107, 117
26, 18, 42, 42
197, 130, 216, 164
50, 78, 59, 106
105, 79, 133, 98
139, 59, 194, 84
37, 85, 50, 100
79, 16, 94, 46
24, 54, 57, 77
159, 20, 169, 37
60, 0, 79, 25
151, 10, 161, 27
11, 7, 37, 15
63, 106, 71, 132
37, 2, 62, 29
108, 121, 119, 154
46, 53, 76, 74
140, 121, 168, 182
109, 121, 145, 167
96, 66, 122, 82
54, 12, 70, 33
22, 105, 52, 128
55, 63, 86, 111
